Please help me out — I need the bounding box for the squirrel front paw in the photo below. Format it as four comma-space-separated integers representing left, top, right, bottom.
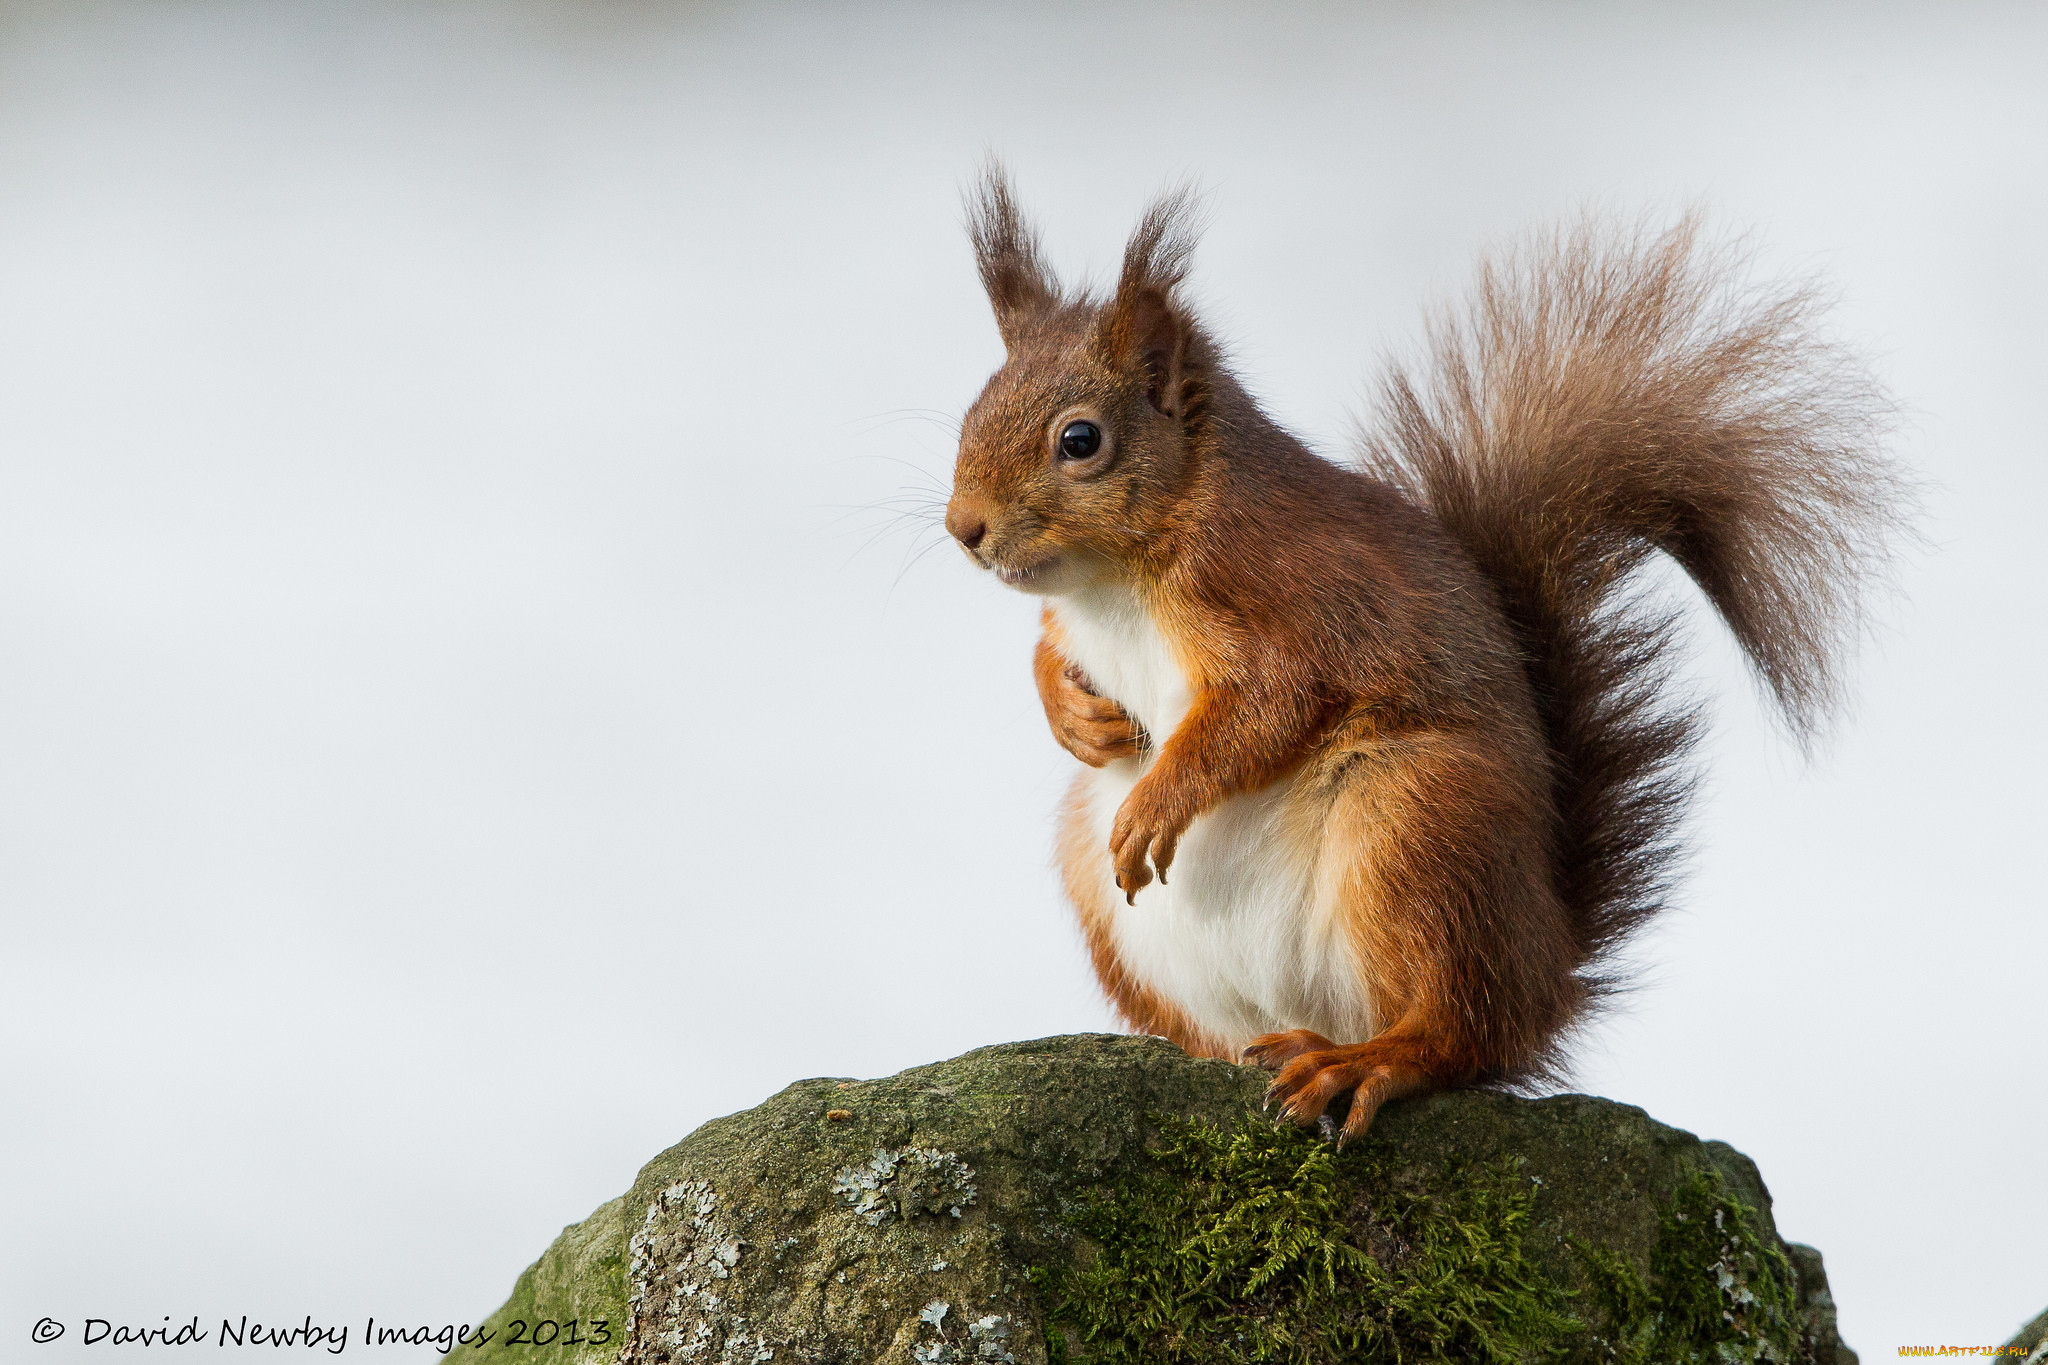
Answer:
1044, 665, 1144, 767
1109, 780, 1193, 904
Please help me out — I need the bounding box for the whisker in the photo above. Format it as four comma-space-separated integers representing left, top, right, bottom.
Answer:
820, 496, 947, 523
829, 496, 955, 566
888, 528, 958, 600
820, 497, 946, 539
836, 450, 956, 494
846, 408, 964, 438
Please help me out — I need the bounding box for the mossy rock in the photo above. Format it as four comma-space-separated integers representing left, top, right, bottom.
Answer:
471, 1033, 1856, 1364
2000, 1304, 2048, 1357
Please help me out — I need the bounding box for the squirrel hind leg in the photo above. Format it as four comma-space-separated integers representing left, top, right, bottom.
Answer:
1258, 1031, 1439, 1144
1255, 728, 1576, 1141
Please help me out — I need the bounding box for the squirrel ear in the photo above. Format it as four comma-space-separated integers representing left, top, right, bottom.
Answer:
1097, 184, 1205, 419
966, 161, 1060, 350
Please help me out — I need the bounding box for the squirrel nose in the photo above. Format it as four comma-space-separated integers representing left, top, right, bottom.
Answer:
946, 503, 988, 552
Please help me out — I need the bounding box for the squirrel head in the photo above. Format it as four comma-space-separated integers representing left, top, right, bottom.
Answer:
946, 166, 1211, 596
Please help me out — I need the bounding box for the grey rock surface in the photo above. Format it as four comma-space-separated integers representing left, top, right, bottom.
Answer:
468, 1033, 1856, 1364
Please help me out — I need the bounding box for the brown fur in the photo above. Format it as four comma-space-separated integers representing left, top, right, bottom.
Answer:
946, 165, 1908, 1138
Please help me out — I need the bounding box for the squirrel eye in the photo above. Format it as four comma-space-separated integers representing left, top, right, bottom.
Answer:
1057, 420, 1103, 460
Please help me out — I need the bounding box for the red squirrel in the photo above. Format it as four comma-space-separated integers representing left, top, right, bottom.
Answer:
943, 167, 1905, 1140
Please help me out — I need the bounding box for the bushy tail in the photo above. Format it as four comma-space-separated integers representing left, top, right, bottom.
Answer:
1355, 215, 1911, 979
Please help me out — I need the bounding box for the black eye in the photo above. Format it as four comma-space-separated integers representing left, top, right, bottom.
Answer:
1058, 420, 1103, 460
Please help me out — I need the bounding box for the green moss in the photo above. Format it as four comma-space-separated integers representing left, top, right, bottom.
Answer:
1031, 1119, 1811, 1365
1030, 1115, 1577, 1364
1573, 1167, 1801, 1364
466, 1195, 631, 1365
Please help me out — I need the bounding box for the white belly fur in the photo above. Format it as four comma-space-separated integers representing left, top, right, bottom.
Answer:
1051, 581, 1376, 1052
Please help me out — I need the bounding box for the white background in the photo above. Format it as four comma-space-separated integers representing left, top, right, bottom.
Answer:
1, 1, 2042, 1356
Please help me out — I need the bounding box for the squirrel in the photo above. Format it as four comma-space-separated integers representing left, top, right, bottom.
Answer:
942, 165, 1907, 1141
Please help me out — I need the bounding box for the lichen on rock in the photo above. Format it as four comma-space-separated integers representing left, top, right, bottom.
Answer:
910, 1300, 1018, 1365
467, 1034, 1860, 1365
833, 1147, 979, 1226
620, 1179, 770, 1364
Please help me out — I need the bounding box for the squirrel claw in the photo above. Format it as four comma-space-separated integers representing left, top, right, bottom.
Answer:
1113, 854, 1155, 904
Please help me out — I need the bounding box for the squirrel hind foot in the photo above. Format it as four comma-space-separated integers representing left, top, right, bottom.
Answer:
1241, 1028, 1336, 1072
1259, 1037, 1440, 1144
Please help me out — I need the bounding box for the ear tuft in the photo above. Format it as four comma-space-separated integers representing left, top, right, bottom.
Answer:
1114, 182, 1205, 305
1099, 183, 1207, 418
965, 160, 1060, 349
